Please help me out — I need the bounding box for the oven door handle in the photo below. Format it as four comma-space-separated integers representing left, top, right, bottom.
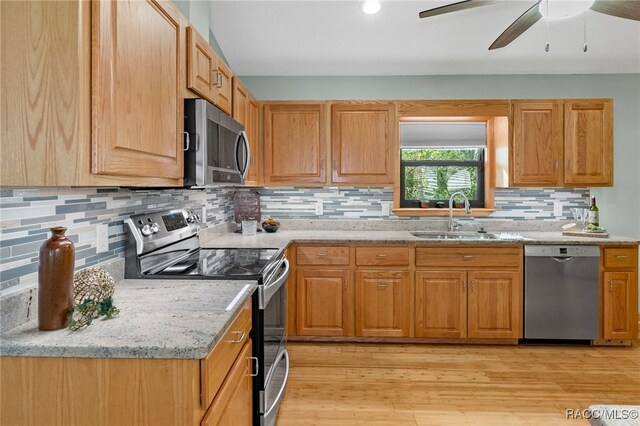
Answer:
264, 349, 290, 419
259, 258, 289, 310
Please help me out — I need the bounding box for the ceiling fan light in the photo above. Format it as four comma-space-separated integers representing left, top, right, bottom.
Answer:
539, 0, 594, 20
361, 0, 382, 15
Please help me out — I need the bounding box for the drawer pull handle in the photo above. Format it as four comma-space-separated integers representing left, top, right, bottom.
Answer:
470, 280, 475, 292
316, 252, 328, 257
250, 356, 259, 377
615, 255, 629, 259
377, 284, 388, 288
462, 255, 474, 259
230, 331, 246, 344
376, 254, 388, 258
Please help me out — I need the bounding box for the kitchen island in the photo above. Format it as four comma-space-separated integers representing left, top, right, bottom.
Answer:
1, 279, 256, 426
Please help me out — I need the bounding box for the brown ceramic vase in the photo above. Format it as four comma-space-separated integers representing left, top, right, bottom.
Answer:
38, 226, 75, 331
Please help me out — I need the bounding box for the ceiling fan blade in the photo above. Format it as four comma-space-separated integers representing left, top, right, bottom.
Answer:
489, 1, 542, 50
590, 0, 640, 21
419, 0, 503, 19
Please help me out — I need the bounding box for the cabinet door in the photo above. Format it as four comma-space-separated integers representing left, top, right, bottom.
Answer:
92, 0, 184, 180
201, 340, 253, 426
296, 269, 351, 336
355, 270, 411, 337
415, 271, 467, 338
510, 100, 563, 186
1, 0, 90, 186
264, 104, 327, 185
186, 26, 216, 102
564, 100, 613, 186
214, 59, 233, 115
603, 271, 637, 340
467, 271, 522, 339
331, 102, 395, 184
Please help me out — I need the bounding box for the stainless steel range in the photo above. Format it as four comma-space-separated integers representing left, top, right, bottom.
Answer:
125, 209, 289, 426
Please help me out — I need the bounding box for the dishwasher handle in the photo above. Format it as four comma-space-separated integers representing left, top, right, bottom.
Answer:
551, 256, 575, 263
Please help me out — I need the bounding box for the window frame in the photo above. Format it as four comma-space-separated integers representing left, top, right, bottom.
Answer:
399, 148, 486, 208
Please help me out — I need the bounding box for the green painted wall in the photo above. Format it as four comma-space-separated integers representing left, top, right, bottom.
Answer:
175, 0, 229, 65
241, 73, 640, 239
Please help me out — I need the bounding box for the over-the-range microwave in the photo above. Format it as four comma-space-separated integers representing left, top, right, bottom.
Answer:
184, 99, 250, 187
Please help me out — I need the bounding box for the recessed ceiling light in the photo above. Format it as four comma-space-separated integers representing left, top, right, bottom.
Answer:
538, 0, 594, 20
361, 0, 382, 15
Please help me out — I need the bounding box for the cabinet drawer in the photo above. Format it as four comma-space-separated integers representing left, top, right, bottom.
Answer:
603, 247, 637, 269
416, 246, 521, 269
356, 246, 410, 266
201, 299, 252, 410
297, 246, 350, 266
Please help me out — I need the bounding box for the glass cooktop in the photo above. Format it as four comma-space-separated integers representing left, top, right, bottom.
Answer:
153, 248, 281, 280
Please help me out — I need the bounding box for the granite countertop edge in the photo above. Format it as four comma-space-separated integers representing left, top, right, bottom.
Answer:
0, 279, 257, 360
199, 230, 640, 250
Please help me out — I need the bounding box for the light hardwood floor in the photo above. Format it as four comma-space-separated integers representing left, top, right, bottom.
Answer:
276, 342, 640, 425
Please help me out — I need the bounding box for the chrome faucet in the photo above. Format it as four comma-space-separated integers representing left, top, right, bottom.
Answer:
448, 192, 472, 232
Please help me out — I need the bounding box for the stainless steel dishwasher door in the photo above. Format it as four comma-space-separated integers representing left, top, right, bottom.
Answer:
524, 245, 600, 340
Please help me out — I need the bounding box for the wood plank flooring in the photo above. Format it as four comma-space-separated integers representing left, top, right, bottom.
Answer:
276, 342, 640, 425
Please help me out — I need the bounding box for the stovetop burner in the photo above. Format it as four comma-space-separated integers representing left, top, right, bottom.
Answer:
153, 247, 281, 281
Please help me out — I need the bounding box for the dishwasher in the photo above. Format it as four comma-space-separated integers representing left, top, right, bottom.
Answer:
524, 245, 600, 340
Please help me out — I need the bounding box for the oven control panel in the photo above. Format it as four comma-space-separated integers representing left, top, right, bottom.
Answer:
125, 209, 201, 255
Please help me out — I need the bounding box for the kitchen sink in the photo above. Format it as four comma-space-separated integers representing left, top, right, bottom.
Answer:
411, 232, 500, 240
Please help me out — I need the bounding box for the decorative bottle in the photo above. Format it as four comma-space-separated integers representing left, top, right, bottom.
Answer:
588, 196, 599, 227
38, 227, 75, 331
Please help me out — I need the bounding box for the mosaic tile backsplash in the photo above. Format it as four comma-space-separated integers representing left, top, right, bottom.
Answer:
256, 187, 590, 221
0, 187, 233, 293
0, 186, 588, 293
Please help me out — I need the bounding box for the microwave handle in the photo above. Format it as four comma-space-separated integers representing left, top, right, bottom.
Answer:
237, 131, 251, 179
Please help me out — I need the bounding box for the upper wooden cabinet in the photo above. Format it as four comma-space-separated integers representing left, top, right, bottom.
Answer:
510, 99, 613, 188
186, 26, 216, 102
331, 102, 396, 184
186, 26, 233, 115
232, 77, 260, 186
1, 0, 183, 186
263, 101, 396, 186
92, 0, 185, 181
564, 100, 613, 186
263, 103, 328, 185
510, 100, 564, 187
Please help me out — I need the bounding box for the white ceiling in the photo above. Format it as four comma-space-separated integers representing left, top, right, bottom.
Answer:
209, 0, 640, 76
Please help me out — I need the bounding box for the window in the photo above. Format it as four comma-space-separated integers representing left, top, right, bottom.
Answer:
400, 147, 485, 208
399, 121, 487, 209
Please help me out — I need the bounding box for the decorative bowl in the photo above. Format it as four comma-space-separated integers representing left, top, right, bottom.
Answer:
261, 218, 280, 233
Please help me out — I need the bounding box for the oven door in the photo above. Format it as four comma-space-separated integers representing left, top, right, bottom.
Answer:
258, 259, 290, 426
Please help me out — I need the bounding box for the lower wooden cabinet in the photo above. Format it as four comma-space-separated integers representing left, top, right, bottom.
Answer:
355, 270, 411, 337
202, 340, 253, 426
415, 271, 467, 339
415, 250, 523, 340
467, 271, 522, 339
601, 245, 638, 341
296, 269, 352, 336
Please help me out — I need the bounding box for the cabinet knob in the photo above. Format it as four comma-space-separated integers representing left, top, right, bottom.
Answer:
462, 282, 467, 291
470, 280, 475, 292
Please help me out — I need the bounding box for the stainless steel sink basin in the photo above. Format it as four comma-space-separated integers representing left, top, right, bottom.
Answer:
411, 232, 499, 240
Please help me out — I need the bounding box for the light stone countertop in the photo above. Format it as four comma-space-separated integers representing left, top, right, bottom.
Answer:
200, 229, 639, 250
0, 279, 256, 359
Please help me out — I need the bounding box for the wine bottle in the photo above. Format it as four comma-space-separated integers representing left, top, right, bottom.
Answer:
588, 196, 599, 227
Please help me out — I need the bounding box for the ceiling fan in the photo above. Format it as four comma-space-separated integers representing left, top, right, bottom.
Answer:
418, 0, 640, 50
